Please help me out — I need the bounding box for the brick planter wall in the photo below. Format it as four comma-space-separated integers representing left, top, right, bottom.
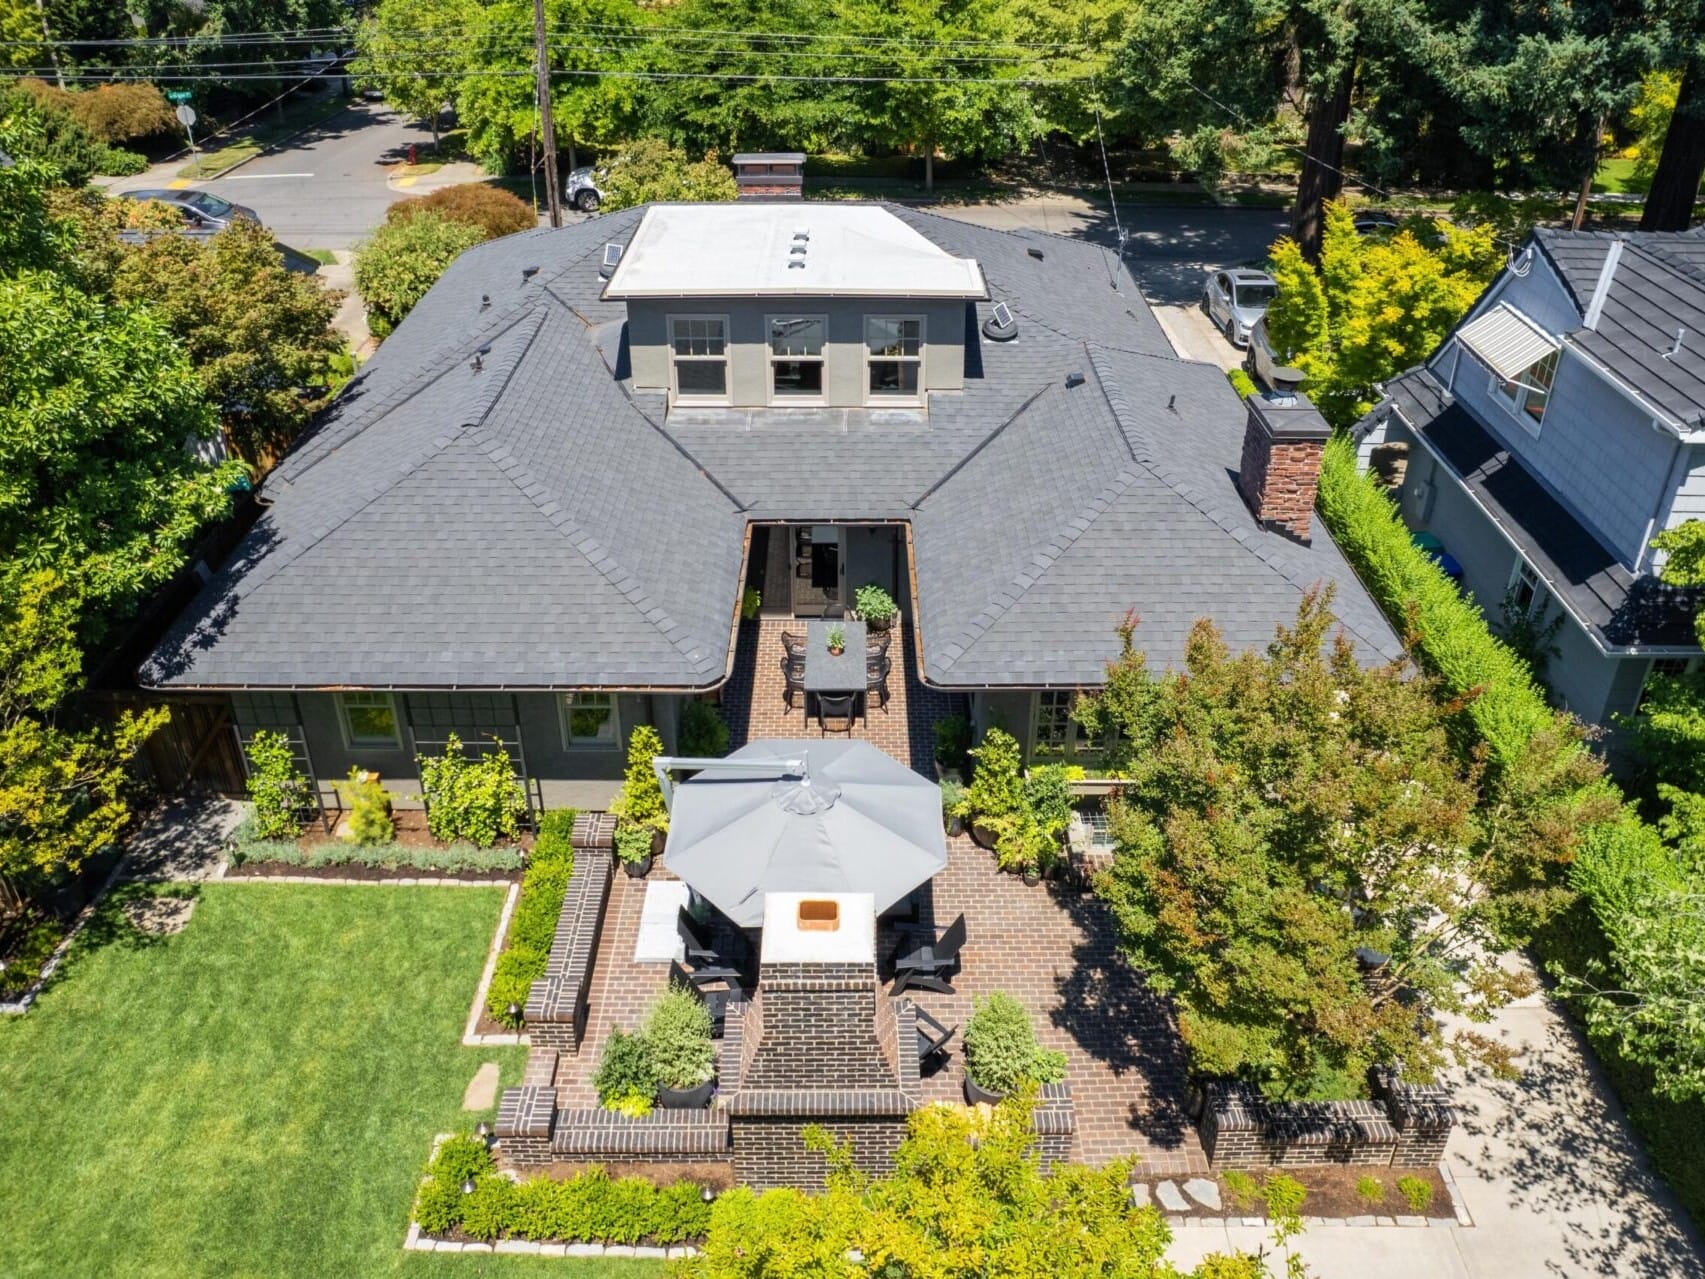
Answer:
1199, 1076, 1456, 1168
496, 1084, 556, 1167
733, 1115, 908, 1190
1033, 1083, 1075, 1171
524, 847, 612, 1052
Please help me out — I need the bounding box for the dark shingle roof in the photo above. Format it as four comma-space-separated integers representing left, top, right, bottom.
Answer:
1377, 367, 1698, 652
143, 204, 1399, 691
1533, 227, 1705, 427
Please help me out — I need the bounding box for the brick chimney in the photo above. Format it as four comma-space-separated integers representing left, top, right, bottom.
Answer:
1236, 389, 1331, 543
732, 152, 805, 201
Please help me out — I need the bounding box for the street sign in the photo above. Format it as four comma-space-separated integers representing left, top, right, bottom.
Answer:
175, 104, 197, 128
166, 90, 192, 103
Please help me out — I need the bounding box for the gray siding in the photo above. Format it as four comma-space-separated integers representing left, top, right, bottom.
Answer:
844, 525, 904, 615
626, 296, 967, 408
1658, 442, 1705, 536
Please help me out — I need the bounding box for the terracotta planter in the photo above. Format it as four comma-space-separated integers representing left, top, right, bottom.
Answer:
964, 1077, 1006, 1106
658, 1079, 715, 1110
828, 645, 845, 656
622, 853, 654, 879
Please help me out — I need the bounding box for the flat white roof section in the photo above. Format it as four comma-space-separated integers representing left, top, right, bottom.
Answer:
760, 892, 876, 965
1457, 302, 1560, 380
602, 204, 988, 300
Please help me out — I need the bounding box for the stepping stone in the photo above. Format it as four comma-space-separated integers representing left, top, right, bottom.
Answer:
1155, 1180, 1189, 1212
1183, 1178, 1221, 1210
462, 1061, 500, 1110
1130, 1183, 1151, 1208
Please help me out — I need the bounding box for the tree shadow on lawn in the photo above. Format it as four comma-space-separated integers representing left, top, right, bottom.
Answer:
1453, 1015, 1705, 1278
35, 883, 203, 1000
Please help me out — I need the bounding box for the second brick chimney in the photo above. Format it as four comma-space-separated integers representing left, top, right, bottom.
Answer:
1236, 389, 1331, 544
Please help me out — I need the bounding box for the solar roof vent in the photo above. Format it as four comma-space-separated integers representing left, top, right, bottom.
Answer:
982, 300, 1019, 342
1064, 370, 1086, 389
1027, 246, 1045, 260
521, 265, 540, 280
598, 242, 624, 280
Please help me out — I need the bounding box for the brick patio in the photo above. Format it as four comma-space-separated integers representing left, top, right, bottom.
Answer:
720, 618, 964, 775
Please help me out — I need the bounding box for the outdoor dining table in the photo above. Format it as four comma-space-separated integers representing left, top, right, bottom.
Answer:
801, 617, 868, 709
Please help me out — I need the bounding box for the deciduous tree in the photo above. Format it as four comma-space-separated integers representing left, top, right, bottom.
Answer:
354, 208, 486, 336
596, 137, 736, 210
352, 0, 470, 147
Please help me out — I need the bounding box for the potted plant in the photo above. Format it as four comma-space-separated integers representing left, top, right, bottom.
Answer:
826, 624, 846, 656
646, 986, 717, 1109
933, 714, 971, 782
1006, 764, 1075, 884
963, 992, 1067, 1105
741, 587, 762, 621
939, 778, 966, 836
614, 822, 654, 878
955, 728, 1023, 850
611, 724, 669, 854
334, 767, 395, 844
853, 583, 899, 633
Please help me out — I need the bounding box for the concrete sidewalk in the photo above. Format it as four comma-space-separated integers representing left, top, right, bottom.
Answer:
1166, 956, 1705, 1277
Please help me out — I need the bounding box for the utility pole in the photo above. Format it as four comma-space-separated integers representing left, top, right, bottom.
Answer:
35, 0, 64, 90
533, 0, 562, 228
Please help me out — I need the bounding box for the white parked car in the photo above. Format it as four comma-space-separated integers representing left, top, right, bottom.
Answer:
565, 165, 604, 212
1202, 267, 1279, 348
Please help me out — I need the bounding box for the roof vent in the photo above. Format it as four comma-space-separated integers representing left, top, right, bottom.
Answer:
792, 230, 809, 242
789, 243, 807, 256
1065, 370, 1086, 388
787, 259, 806, 270
599, 242, 624, 280
480, 293, 490, 311
471, 344, 491, 373
1027, 246, 1045, 260
521, 265, 540, 280
982, 300, 1018, 342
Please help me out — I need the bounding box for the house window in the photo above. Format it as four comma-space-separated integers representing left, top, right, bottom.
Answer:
339, 692, 400, 748
670, 316, 728, 401
1495, 350, 1558, 428
560, 692, 619, 748
866, 316, 922, 400
1508, 561, 1547, 618
768, 316, 825, 400
1032, 690, 1074, 758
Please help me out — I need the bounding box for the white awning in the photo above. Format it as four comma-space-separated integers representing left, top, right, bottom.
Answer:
1456, 303, 1559, 380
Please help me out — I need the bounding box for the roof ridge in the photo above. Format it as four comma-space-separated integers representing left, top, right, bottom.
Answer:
933, 466, 1146, 673
1624, 236, 1705, 295
463, 424, 725, 680
911, 380, 1057, 507
1088, 346, 1396, 656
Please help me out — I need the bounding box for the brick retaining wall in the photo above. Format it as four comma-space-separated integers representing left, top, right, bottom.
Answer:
524, 847, 612, 1052
1199, 1073, 1457, 1168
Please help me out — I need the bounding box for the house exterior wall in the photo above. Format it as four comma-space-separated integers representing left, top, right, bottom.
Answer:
625, 296, 967, 408
844, 524, 903, 614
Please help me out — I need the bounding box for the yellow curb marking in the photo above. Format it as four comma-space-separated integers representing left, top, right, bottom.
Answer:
167, 178, 192, 189
394, 175, 418, 189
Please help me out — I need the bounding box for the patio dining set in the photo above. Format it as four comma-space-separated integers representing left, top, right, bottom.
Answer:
779, 618, 892, 733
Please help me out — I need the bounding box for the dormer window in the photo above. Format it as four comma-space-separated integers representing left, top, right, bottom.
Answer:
866, 316, 923, 401
670, 316, 728, 402
1495, 349, 1558, 427
769, 316, 826, 400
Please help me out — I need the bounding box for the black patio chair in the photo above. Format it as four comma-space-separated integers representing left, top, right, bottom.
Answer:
817, 692, 857, 736
780, 629, 806, 659
781, 653, 806, 709
909, 1001, 957, 1070
822, 603, 846, 619
865, 654, 891, 713
891, 913, 967, 995
670, 959, 738, 1035
866, 630, 891, 658
678, 906, 738, 974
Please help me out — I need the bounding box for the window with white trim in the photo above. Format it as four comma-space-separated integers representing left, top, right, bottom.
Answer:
1508, 560, 1548, 618
560, 692, 620, 748
1494, 349, 1558, 428
670, 316, 728, 401
338, 692, 400, 748
865, 316, 922, 400
1032, 690, 1074, 759
768, 315, 825, 400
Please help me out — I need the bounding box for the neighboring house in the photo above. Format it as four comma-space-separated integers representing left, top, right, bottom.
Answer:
141, 201, 1399, 809
1355, 227, 1705, 730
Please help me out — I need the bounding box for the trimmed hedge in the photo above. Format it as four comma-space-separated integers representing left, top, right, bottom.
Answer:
487, 808, 575, 1027
229, 815, 522, 873
413, 1135, 711, 1244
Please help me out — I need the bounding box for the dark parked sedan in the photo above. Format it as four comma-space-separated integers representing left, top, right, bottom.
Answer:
116, 188, 262, 230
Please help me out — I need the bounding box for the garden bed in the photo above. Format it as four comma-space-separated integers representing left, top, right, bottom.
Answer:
1132, 1165, 1453, 1221
225, 860, 520, 884
229, 808, 529, 880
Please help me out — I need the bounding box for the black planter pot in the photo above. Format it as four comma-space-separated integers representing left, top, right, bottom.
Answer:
658, 1079, 715, 1110
1021, 870, 1041, 887
970, 820, 998, 850
964, 1077, 1006, 1106
622, 853, 654, 879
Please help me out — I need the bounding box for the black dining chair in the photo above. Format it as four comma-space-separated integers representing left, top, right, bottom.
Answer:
866, 630, 892, 658
781, 653, 806, 710
865, 653, 891, 713
780, 629, 806, 659
816, 692, 857, 736
670, 959, 738, 1035
822, 603, 846, 619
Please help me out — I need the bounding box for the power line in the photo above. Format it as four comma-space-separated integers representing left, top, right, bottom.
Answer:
3, 66, 1086, 86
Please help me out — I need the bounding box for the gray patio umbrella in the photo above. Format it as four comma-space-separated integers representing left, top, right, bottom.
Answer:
662, 738, 948, 928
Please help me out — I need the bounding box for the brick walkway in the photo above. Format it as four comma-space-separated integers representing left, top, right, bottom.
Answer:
720, 618, 964, 775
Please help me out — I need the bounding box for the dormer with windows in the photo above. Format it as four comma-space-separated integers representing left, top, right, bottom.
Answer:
602, 204, 987, 411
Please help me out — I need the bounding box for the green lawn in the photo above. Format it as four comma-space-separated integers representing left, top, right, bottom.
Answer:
0, 882, 655, 1279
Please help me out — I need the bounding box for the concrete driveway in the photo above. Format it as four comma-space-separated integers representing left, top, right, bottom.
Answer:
935, 194, 1283, 370
1166, 958, 1705, 1278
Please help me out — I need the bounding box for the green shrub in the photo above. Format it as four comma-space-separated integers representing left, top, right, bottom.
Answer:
1355, 1174, 1385, 1205
611, 724, 668, 832
244, 730, 311, 840
1395, 1174, 1434, 1213
957, 727, 1023, 825
614, 823, 654, 867
334, 767, 394, 844
939, 777, 965, 827
963, 991, 1067, 1095
599, 138, 737, 211
413, 1134, 496, 1233
593, 1028, 657, 1108
741, 587, 762, 620
933, 714, 971, 773
412, 1174, 466, 1234
228, 827, 523, 873
1221, 1168, 1258, 1210
1226, 366, 1258, 398
387, 182, 535, 238
854, 583, 899, 628
644, 985, 716, 1090
418, 732, 525, 847
460, 1176, 516, 1240
354, 209, 486, 332
679, 700, 730, 757
96, 146, 148, 176
486, 808, 575, 1026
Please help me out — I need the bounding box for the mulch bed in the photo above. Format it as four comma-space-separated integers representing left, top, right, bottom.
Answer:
1144, 1165, 1451, 1219
297, 808, 535, 853
226, 861, 520, 884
